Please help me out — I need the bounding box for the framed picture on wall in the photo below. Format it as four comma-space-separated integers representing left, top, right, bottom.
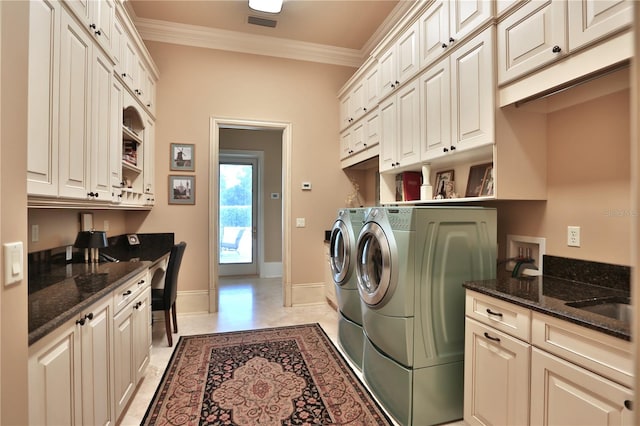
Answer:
169, 175, 195, 205
170, 143, 195, 171
465, 162, 493, 197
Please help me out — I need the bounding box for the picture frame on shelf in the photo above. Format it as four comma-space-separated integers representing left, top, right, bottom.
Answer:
434, 170, 454, 198
465, 162, 493, 197
170, 143, 195, 171
169, 175, 195, 205
480, 165, 494, 196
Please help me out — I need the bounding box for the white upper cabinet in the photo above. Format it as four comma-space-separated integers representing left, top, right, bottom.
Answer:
27, 0, 60, 197
449, 0, 492, 42
497, 0, 567, 85
498, 0, 631, 85
378, 21, 420, 99
420, 57, 451, 160
63, 0, 115, 58
419, 0, 450, 68
567, 0, 632, 51
379, 79, 421, 172
58, 9, 92, 199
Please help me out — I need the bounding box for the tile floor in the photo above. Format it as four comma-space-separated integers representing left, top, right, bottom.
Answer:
119, 276, 465, 426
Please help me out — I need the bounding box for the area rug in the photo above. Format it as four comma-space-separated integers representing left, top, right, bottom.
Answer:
142, 323, 392, 425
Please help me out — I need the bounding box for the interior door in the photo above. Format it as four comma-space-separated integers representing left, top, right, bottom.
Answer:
219, 156, 258, 276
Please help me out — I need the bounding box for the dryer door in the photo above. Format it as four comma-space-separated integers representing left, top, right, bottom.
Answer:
356, 221, 393, 306
329, 220, 353, 285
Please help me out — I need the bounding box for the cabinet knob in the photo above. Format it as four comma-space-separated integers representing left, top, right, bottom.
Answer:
86, 313, 94, 321
363, 107, 367, 112
391, 83, 395, 89
95, 30, 101, 36
87, 192, 96, 197
450, 145, 456, 151
363, 143, 367, 147
625, 400, 633, 410
552, 45, 562, 53
89, 23, 96, 30
449, 37, 455, 43
76, 317, 86, 326
443, 147, 449, 153
147, 103, 151, 107
395, 80, 400, 85
122, 73, 127, 78
441, 43, 448, 49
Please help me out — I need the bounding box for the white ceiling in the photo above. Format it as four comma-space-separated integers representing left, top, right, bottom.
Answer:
126, 0, 414, 67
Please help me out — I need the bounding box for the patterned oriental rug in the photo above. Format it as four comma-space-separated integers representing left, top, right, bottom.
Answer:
142, 323, 392, 425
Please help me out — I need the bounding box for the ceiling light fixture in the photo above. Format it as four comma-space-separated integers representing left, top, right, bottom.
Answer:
249, 0, 283, 14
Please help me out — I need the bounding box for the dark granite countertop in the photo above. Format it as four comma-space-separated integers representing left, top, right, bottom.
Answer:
28, 233, 174, 346
463, 274, 631, 341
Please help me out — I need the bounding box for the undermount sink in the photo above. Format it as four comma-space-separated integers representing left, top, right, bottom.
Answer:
565, 297, 632, 322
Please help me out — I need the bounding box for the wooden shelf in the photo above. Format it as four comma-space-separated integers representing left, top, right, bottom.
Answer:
122, 126, 142, 144
122, 160, 142, 173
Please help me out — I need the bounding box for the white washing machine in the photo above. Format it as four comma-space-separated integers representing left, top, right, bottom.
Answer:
329, 208, 368, 370
356, 206, 497, 425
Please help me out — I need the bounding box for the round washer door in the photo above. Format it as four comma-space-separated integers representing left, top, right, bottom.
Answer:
356, 221, 393, 306
329, 220, 353, 285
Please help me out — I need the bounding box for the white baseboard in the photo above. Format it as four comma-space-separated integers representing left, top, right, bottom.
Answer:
175, 290, 209, 314
261, 262, 282, 278
291, 282, 326, 306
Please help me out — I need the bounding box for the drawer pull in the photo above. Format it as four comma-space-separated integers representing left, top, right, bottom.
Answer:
123, 290, 132, 297
138, 279, 145, 285
484, 332, 501, 342
486, 308, 503, 317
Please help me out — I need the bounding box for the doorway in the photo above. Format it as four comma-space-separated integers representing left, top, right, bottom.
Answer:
218, 152, 260, 276
209, 118, 292, 314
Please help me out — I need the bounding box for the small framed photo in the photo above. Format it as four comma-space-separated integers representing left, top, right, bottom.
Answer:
169, 175, 195, 205
170, 143, 195, 171
466, 162, 493, 197
480, 165, 494, 196
433, 170, 455, 198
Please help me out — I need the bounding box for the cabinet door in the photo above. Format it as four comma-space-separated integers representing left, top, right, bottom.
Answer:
91, 48, 113, 200
121, 37, 137, 90
351, 80, 366, 121
449, 0, 492, 43
91, 0, 115, 56
364, 65, 379, 111
396, 21, 420, 84
112, 13, 125, 78
339, 93, 352, 130
28, 326, 80, 426
464, 318, 530, 426
113, 305, 135, 420
58, 9, 92, 199
395, 79, 421, 167
378, 96, 397, 172
63, 0, 90, 25
419, 0, 449, 68
530, 348, 633, 426
497, 0, 566, 85
351, 121, 366, 155
568, 0, 632, 51
144, 72, 157, 114
450, 28, 494, 152
133, 288, 151, 382
27, 0, 60, 197
365, 109, 380, 149
340, 129, 352, 160
378, 47, 396, 99
80, 299, 114, 426
420, 57, 451, 160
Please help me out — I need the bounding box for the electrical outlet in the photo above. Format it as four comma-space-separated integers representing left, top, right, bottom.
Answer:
568, 226, 581, 247
506, 235, 546, 276
31, 225, 39, 243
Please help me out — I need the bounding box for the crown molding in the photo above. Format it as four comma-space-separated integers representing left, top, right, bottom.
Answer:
134, 18, 366, 67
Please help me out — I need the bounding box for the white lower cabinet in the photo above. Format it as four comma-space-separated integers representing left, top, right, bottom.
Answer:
28, 297, 115, 426
28, 268, 151, 426
464, 318, 530, 426
113, 271, 151, 420
530, 348, 633, 426
464, 290, 633, 426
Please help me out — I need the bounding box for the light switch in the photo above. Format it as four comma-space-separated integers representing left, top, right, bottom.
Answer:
296, 218, 306, 228
4, 242, 23, 286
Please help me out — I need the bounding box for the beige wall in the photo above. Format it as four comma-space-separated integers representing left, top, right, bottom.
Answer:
1, 1, 29, 423
220, 128, 283, 262
133, 41, 356, 292
494, 89, 631, 267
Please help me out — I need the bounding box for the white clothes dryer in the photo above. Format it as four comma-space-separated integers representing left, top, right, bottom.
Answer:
356, 206, 497, 425
329, 208, 368, 369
